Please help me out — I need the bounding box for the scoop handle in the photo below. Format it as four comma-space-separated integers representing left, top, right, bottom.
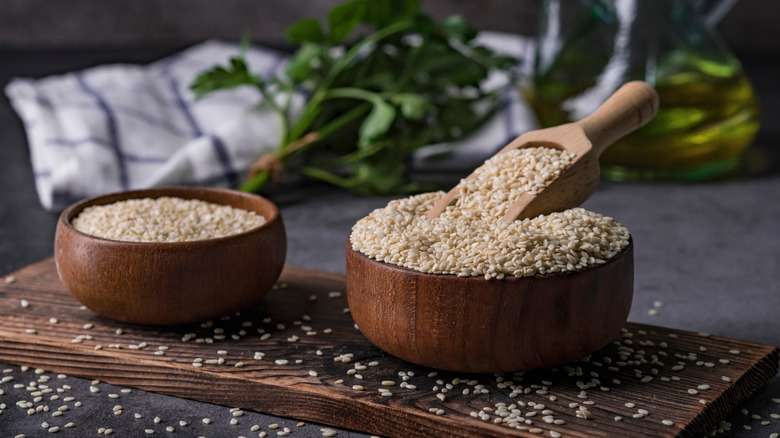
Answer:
577, 81, 659, 156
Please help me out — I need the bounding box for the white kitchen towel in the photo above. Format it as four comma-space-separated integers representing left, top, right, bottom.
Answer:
5, 34, 538, 212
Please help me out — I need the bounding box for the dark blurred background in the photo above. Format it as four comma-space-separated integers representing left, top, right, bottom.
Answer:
1, 0, 777, 54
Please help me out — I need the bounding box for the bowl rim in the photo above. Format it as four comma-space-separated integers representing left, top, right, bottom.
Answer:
58, 186, 282, 247
347, 236, 633, 282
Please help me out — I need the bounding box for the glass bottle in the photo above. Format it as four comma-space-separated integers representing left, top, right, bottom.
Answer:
524, 0, 760, 181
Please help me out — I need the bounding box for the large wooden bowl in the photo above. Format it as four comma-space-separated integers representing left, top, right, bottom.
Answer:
55, 187, 286, 325
346, 239, 633, 373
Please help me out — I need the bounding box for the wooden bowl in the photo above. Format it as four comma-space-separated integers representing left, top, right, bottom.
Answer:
346, 239, 633, 373
54, 187, 286, 325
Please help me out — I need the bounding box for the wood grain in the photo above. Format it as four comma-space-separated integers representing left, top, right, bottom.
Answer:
346, 242, 633, 373
1, 258, 777, 438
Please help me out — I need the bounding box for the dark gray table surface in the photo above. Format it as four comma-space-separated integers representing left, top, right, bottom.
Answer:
1, 47, 779, 437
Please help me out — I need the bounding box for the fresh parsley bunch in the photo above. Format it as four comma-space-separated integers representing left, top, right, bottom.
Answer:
191, 0, 516, 195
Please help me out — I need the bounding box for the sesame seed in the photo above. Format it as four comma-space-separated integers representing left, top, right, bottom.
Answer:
350, 148, 629, 279
72, 197, 266, 242
662, 420, 674, 426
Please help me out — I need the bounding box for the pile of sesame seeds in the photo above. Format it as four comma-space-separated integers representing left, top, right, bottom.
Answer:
350, 194, 629, 279
71, 196, 267, 243
451, 146, 576, 222
350, 146, 630, 279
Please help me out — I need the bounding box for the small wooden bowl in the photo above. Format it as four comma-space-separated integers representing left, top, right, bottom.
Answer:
346, 239, 633, 373
55, 187, 286, 325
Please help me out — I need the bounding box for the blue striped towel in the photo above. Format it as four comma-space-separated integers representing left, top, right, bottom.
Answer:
5, 34, 538, 212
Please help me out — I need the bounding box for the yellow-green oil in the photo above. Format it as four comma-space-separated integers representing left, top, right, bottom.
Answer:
525, 61, 760, 181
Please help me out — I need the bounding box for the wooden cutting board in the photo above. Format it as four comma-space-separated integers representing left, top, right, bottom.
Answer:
0, 258, 777, 438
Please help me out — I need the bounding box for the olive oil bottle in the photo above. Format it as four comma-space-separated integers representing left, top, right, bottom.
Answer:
527, 0, 760, 181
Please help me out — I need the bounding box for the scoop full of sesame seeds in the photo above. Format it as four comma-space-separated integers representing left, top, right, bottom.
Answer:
71, 196, 267, 242
350, 150, 628, 279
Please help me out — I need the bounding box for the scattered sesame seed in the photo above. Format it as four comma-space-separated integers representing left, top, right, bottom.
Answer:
662, 420, 674, 426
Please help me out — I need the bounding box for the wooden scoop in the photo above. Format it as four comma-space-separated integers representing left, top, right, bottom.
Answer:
426, 81, 659, 222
